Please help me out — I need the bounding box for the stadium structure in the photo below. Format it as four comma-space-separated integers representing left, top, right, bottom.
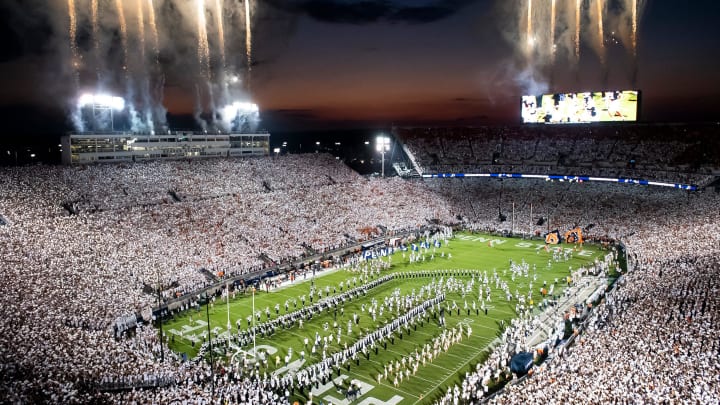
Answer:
61, 93, 269, 164
61, 132, 270, 164
1, 90, 720, 404
4, 0, 718, 401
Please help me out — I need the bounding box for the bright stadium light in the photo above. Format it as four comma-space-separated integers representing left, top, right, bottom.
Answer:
78, 93, 125, 110
375, 136, 390, 152
221, 102, 260, 123
225, 101, 259, 113
376, 135, 391, 177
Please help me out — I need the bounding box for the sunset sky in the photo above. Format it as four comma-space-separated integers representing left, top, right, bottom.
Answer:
0, 0, 719, 133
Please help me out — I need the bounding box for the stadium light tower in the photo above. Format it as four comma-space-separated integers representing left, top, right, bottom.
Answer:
78, 93, 125, 132
376, 135, 391, 177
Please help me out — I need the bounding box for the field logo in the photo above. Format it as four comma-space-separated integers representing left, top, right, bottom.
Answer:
310, 374, 404, 405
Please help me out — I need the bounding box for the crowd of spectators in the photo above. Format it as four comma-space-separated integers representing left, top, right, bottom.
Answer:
0, 154, 452, 403
481, 238, 720, 404
0, 142, 718, 403
397, 124, 720, 185
423, 172, 720, 402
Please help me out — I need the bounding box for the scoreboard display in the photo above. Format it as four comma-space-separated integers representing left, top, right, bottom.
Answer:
522, 90, 639, 124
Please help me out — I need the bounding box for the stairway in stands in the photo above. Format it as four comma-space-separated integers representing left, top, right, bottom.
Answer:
301, 243, 318, 256
258, 253, 277, 267
199, 268, 220, 283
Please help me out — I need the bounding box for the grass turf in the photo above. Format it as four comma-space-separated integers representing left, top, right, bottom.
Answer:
162, 232, 606, 404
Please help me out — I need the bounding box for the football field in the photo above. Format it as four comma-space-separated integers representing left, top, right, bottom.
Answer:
163, 232, 607, 404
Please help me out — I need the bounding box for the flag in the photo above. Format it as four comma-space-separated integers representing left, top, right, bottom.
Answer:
545, 230, 561, 245
564, 227, 583, 244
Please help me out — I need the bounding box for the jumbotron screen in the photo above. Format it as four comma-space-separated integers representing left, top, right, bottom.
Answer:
521, 90, 639, 124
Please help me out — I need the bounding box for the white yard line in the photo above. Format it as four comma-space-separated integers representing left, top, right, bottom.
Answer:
345, 369, 420, 400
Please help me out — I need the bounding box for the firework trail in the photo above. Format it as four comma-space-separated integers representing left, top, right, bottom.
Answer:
215, 0, 227, 71
137, 0, 146, 61
147, 0, 160, 61
526, 0, 533, 53
575, 0, 581, 62
67, 0, 79, 84
91, 0, 101, 77
597, 0, 605, 66
197, 0, 211, 78
115, 0, 129, 73
550, 0, 556, 64
68, 0, 83, 131
632, 0, 638, 57
631, 0, 640, 87
245, 0, 253, 81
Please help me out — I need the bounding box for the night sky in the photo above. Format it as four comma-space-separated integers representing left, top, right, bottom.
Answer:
0, 0, 719, 139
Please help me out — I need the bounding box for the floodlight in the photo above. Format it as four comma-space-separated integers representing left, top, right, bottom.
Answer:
375, 135, 391, 177
375, 136, 390, 152
78, 93, 125, 110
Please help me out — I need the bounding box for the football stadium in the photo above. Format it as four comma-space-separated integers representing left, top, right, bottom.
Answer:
1, 1, 720, 405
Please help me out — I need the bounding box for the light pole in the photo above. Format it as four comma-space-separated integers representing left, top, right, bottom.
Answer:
156, 267, 164, 363
205, 292, 215, 392
226, 282, 231, 334
376, 136, 390, 177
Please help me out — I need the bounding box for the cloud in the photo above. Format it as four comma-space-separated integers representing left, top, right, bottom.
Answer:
264, 0, 476, 24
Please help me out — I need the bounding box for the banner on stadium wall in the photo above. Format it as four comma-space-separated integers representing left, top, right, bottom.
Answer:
545, 230, 561, 245
564, 227, 583, 244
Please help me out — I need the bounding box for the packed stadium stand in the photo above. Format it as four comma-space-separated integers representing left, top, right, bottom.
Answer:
0, 128, 719, 403
396, 123, 720, 187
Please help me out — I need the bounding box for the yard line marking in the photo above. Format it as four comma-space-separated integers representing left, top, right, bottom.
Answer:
426, 362, 455, 373
411, 342, 482, 405
345, 369, 419, 399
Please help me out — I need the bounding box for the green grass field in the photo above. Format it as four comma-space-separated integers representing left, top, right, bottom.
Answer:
163, 233, 606, 404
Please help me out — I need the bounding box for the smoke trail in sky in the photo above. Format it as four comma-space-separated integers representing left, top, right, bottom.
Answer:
91, 0, 101, 78
632, 0, 638, 57
197, 0, 211, 78
67, 0, 79, 84
245, 0, 253, 87
575, 0, 581, 62
115, 0, 129, 73
147, 0, 160, 62
596, 0, 605, 67
550, 0, 556, 65
215, 0, 227, 71
137, 0, 146, 61
526, 0, 533, 54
